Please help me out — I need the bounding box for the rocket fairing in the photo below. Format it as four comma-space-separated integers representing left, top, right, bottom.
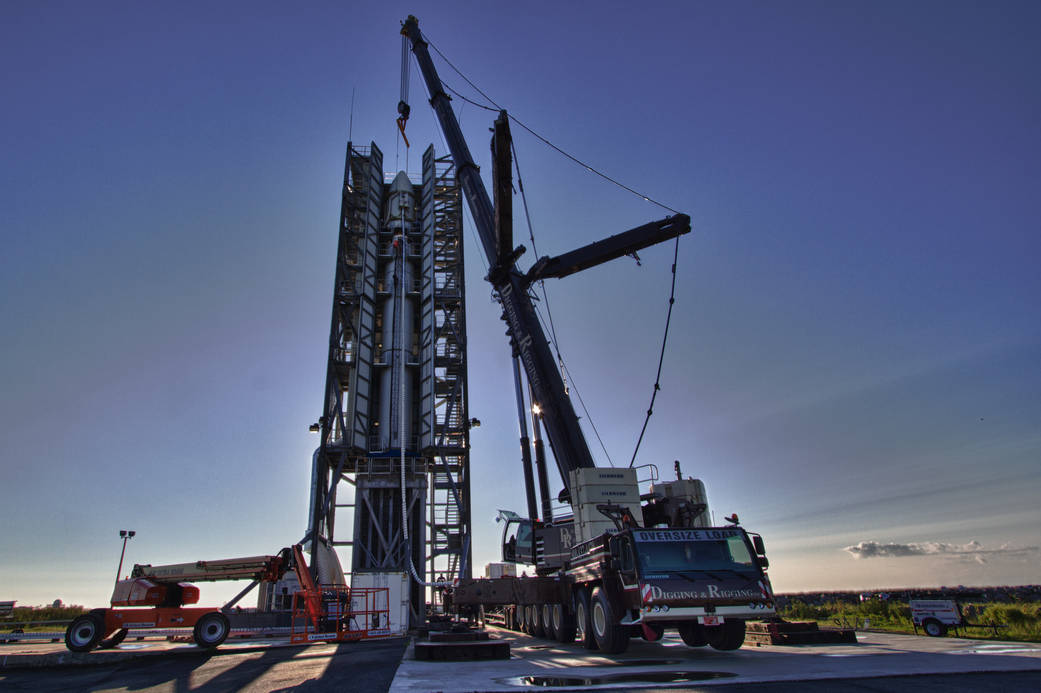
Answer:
378, 171, 419, 451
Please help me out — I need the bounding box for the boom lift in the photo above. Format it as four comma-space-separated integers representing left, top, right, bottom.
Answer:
401, 16, 775, 653
65, 550, 291, 651
64, 545, 390, 651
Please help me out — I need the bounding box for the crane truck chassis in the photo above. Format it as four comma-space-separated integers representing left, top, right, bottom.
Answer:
453, 470, 775, 654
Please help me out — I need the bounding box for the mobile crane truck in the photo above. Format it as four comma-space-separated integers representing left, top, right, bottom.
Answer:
400, 16, 774, 654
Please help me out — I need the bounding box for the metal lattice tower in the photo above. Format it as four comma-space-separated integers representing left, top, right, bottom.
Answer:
309, 142, 470, 627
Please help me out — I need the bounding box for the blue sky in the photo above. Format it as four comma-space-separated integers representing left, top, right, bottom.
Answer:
2, 1, 1038, 607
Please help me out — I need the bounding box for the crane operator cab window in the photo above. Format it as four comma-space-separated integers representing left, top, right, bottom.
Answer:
500, 515, 535, 565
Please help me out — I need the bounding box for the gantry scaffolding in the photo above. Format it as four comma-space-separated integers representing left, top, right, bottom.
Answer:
309, 142, 470, 625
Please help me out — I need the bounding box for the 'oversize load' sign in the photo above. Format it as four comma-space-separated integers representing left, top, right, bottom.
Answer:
633, 529, 740, 542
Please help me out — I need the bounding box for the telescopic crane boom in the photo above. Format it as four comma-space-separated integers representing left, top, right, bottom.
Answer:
400, 16, 690, 499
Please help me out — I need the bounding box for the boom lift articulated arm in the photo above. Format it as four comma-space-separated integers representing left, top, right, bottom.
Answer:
130, 551, 290, 584
401, 16, 690, 502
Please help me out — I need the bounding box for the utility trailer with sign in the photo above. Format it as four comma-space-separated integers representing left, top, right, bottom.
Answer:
910, 599, 1008, 638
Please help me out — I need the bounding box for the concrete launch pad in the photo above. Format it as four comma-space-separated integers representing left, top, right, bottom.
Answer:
3, 626, 1040, 691
390, 626, 1041, 691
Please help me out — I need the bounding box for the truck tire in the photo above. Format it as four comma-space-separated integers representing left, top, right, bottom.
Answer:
65, 614, 105, 652
553, 604, 577, 643
531, 603, 546, 638
922, 618, 947, 637
542, 604, 558, 640
575, 588, 598, 650
590, 587, 630, 654
97, 628, 128, 649
193, 612, 230, 649
706, 618, 745, 651
678, 621, 708, 647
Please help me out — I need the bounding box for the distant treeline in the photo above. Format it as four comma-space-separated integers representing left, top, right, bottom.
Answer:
4, 604, 87, 624
775, 585, 1041, 608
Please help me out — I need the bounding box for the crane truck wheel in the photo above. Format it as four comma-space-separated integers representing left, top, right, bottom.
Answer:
706, 618, 746, 651
575, 588, 598, 650
541, 604, 558, 640
531, 603, 547, 638
65, 613, 105, 652
552, 603, 577, 643
193, 612, 230, 648
922, 618, 947, 637
97, 628, 128, 649
678, 622, 708, 647
590, 587, 630, 654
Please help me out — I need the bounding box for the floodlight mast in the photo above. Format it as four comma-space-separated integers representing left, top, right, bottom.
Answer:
400, 16, 690, 500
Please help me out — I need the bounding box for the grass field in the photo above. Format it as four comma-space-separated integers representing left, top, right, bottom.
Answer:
779, 598, 1041, 642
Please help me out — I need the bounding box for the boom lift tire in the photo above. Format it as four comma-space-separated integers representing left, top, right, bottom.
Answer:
65, 613, 105, 652
678, 621, 708, 647
575, 588, 598, 650
590, 587, 630, 654
193, 612, 230, 648
922, 618, 947, 637
552, 603, 577, 643
706, 618, 746, 651
542, 604, 558, 640
97, 628, 128, 649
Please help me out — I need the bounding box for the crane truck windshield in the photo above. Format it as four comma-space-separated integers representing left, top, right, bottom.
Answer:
633, 529, 756, 574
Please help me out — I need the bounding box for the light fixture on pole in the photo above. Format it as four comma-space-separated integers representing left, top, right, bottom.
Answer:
116, 530, 135, 585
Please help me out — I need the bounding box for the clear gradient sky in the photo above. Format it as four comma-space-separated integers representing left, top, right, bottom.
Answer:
2, 1, 1039, 607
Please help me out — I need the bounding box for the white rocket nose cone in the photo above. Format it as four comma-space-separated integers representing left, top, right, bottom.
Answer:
391, 170, 411, 192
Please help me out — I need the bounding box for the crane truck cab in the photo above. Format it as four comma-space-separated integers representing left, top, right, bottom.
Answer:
618, 527, 774, 644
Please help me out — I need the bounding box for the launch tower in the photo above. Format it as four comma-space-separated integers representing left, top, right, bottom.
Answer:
308, 143, 471, 627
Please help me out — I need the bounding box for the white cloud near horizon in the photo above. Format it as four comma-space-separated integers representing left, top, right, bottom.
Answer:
844, 540, 1039, 564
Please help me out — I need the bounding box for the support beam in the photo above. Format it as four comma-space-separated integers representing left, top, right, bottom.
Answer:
525, 214, 691, 283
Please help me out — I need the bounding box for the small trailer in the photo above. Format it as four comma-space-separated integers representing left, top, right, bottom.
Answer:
909, 599, 1007, 637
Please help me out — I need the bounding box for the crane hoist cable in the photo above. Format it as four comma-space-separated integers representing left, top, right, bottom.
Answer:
512, 138, 616, 467
409, 30, 689, 470
421, 31, 682, 215
628, 235, 681, 468
397, 33, 411, 148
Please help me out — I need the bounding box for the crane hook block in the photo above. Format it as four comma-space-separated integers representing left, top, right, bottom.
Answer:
396, 104, 411, 148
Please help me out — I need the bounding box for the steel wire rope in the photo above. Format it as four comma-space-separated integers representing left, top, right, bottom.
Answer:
408, 51, 489, 276
512, 138, 616, 467
415, 37, 687, 470
529, 300, 616, 468
628, 236, 681, 468
424, 34, 682, 215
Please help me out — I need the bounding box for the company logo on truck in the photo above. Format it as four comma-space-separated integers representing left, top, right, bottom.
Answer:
642, 583, 763, 603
